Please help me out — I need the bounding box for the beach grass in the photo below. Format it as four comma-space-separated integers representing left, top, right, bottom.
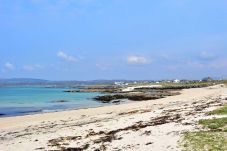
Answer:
181, 131, 227, 151
208, 105, 227, 115
181, 119, 227, 151
199, 118, 227, 131
181, 105, 227, 151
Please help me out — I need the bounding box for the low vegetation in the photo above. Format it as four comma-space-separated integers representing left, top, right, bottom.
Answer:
199, 118, 227, 131
65, 80, 227, 94
181, 104, 227, 151
181, 132, 227, 151
208, 105, 227, 115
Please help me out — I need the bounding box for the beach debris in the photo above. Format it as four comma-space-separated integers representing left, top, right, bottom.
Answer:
145, 142, 153, 145
142, 130, 152, 136
48, 136, 82, 149
118, 109, 151, 116
35, 147, 45, 150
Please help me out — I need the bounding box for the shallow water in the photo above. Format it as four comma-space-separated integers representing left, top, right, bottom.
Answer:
0, 86, 106, 117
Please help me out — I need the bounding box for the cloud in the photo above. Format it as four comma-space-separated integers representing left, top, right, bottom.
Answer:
199, 51, 216, 60
57, 51, 76, 62
4, 62, 14, 70
127, 55, 150, 65
23, 64, 43, 71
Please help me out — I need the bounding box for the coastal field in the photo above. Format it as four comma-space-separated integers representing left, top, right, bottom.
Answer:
0, 84, 227, 151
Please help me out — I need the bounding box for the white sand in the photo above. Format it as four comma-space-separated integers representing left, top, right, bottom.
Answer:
122, 85, 162, 92
0, 85, 226, 151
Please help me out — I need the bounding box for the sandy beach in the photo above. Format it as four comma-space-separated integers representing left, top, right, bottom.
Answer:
0, 85, 227, 151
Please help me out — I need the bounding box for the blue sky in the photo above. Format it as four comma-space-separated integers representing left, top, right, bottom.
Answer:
0, 0, 227, 80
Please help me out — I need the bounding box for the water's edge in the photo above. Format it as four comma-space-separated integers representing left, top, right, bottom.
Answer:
0, 86, 113, 117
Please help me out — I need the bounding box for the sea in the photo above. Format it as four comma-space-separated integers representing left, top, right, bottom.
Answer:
0, 86, 109, 117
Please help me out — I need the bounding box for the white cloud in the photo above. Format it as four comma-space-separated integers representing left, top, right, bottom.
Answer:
23, 64, 43, 71
4, 62, 14, 70
199, 51, 216, 60
127, 55, 150, 65
57, 51, 76, 62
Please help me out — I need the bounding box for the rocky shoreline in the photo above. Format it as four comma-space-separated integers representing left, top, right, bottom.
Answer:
64, 85, 121, 93
64, 83, 214, 104
93, 91, 180, 103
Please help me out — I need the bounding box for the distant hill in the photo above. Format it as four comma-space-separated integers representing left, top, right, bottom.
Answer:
0, 78, 138, 86
0, 78, 49, 86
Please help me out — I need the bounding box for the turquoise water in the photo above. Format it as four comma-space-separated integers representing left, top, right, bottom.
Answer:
0, 86, 106, 117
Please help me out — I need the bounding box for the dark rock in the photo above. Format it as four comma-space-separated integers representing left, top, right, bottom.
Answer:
51, 100, 69, 103
93, 95, 125, 103
64, 85, 121, 93
93, 93, 164, 103
112, 100, 121, 104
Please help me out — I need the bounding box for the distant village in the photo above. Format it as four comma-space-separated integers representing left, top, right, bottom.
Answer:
114, 77, 215, 86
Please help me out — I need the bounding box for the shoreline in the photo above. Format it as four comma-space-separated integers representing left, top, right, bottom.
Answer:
0, 97, 131, 119
0, 100, 131, 119
0, 86, 220, 128
0, 86, 221, 128
0, 87, 186, 128
0, 104, 110, 119
0, 85, 227, 150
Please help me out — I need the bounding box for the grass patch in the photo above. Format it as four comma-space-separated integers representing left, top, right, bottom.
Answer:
199, 118, 227, 130
209, 106, 227, 115
181, 97, 227, 151
181, 132, 227, 151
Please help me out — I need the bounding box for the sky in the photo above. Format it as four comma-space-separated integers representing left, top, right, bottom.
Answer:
0, 0, 227, 80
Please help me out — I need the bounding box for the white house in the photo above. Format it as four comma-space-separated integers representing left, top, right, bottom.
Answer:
114, 82, 128, 86
173, 79, 180, 83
